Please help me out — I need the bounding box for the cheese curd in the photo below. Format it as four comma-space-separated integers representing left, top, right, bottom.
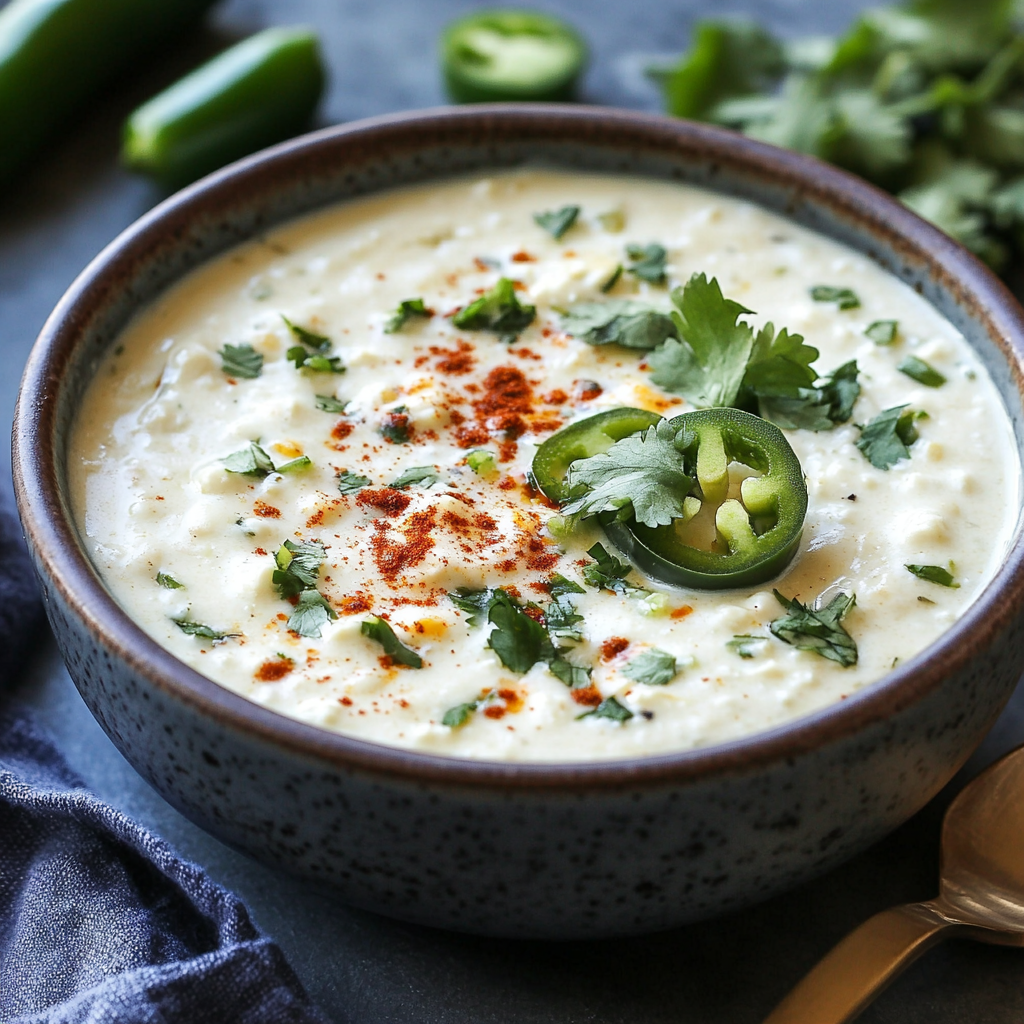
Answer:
70, 170, 1020, 761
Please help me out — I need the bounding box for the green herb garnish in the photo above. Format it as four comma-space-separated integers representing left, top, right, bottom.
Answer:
379, 406, 412, 444
727, 634, 766, 658
898, 355, 947, 387
156, 572, 183, 589
449, 587, 496, 627
549, 656, 592, 688
855, 404, 922, 469
272, 540, 325, 599
442, 700, 480, 728
287, 590, 337, 639
906, 563, 960, 587
219, 343, 263, 379
560, 300, 678, 350
337, 469, 371, 494
222, 441, 277, 477
385, 298, 432, 334
810, 285, 861, 310
361, 616, 423, 668
534, 204, 580, 240
452, 277, 536, 342
172, 615, 232, 641
315, 395, 347, 413
626, 243, 668, 284
390, 465, 440, 489
276, 455, 312, 474
466, 449, 497, 475
282, 315, 345, 374
580, 696, 634, 722
600, 264, 623, 293
485, 589, 554, 673
865, 320, 898, 345
770, 590, 858, 667
622, 648, 678, 686
582, 543, 643, 595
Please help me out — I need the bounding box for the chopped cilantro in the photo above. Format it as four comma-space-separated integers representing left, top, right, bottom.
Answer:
562, 418, 696, 528
390, 465, 440, 489
560, 300, 678, 350
361, 616, 423, 668
545, 593, 585, 642
600, 264, 623, 293
757, 359, 861, 431
442, 700, 480, 728
533, 204, 580, 240
337, 468, 370, 494
548, 573, 585, 598
727, 634, 766, 658
549, 656, 591, 688
898, 355, 947, 387
156, 571, 183, 589
449, 587, 496, 627
810, 285, 861, 310
582, 543, 642, 595
282, 315, 345, 374
379, 406, 412, 443
451, 277, 536, 342
172, 615, 232, 641
287, 590, 337, 639
276, 455, 312, 474
906, 563, 960, 587
219, 343, 263, 379
485, 589, 554, 673
865, 319, 899, 345
623, 648, 678, 686
466, 449, 497, 475
580, 696, 634, 722
626, 243, 668, 284
272, 540, 325, 599
385, 298, 432, 334
855, 404, 922, 469
770, 590, 858, 667
315, 395, 347, 413
222, 441, 277, 477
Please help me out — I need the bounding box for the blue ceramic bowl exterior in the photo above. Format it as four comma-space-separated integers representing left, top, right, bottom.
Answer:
15, 107, 1024, 939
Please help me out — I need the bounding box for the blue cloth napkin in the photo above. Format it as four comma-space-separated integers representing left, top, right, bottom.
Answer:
0, 485, 328, 1023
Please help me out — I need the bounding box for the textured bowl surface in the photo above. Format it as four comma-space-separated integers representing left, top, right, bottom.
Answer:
14, 105, 1024, 938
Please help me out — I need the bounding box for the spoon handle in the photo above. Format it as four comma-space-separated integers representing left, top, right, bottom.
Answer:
763, 901, 952, 1024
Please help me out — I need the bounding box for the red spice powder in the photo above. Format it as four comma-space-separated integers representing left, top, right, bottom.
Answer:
254, 657, 293, 682
430, 340, 475, 375
671, 605, 694, 620
254, 547, 268, 557
357, 488, 411, 517
601, 637, 630, 660
473, 513, 497, 531
340, 696, 353, 706
253, 500, 281, 519
370, 508, 437, 582
339, 592, 373, 614
542, 389, 568, 405
473, 365, 533, 438
570, 685, 603, 707
331, 420, 354, 440
575, 379, 603, 401
455, 426, 490, 448
510, 250, 536, 262
484, 704, 507, 719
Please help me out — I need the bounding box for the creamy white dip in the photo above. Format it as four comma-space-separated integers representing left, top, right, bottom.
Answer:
70, 170, 1020, 761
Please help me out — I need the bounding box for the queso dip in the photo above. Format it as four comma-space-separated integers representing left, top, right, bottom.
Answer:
70, 170, 1020, 761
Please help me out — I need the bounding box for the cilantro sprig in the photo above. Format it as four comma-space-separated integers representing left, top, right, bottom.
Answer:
626, 243, 668, 284
272, 540, 325, 599
222, 442, 311, 477
906, 563, 960, 587
337, 469, 370, 494
560, 300, 678, 350
451, 277, 536, 343
770, 590, 858, 667
287, 590, 337, 639
390, 466, 440, 490
361, 616, 423, 668
582, 543, 645, 595
219, 343, 263, 379
534, 204, 580, 240
282, 316, 345, 374
855, 405, 923, 469
172, 615, 235, 642
623, 649, 678, 686
385, 298, 432, 334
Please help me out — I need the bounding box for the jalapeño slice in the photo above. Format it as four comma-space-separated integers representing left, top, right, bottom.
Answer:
441, 10, 588, 104
532, 407, 662, 504
533, 407, 807, 591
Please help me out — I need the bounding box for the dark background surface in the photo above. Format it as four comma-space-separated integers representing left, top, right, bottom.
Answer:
4, 1, 1024, 1020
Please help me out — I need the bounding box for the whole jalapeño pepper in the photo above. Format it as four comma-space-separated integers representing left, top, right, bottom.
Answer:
533, 407, 808, 591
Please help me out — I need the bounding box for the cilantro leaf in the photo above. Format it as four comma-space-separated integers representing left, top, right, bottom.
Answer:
385, 298, 432, 334
545, 594, 584, 642
486, 589, 554, 673
156, 571, 183, 589
600, 264, 623, 293
581, 696, 634, 722
898, 355, 947, 387
757, 359, 860, 430
337, 469, 370, 494
548, 573, 585, 598
623, 648, 678, 686
770, 590, 858, 666
534, 205, 580, 240
452, 277, 536, 342
282, 315, 345, 374
649, 273, 754, 407
626, 243, 668, 284
449, 587, 497, 628
856, 404, 921, 469
222, 441, 277, 477
361, 616, 423, 668
810, 285, 861, 309
219, 343, 263, 379
865, 320, 898, 345
379, 407, 412, 444
743, 321, 819, 396
172, 615, 232, 641
390, 465, 440, 489
272, 540, 325, 599
442, 701, 479, 728
276, 455, 312, 474
906, 563, 960, 587
562, 418, 696, 528
727, 634, 766, 658
582, 543, 642, 595
287, 590, 337, 639
560, 300, 679, 350
315, 395, 347, 413
549, 656, 591, 688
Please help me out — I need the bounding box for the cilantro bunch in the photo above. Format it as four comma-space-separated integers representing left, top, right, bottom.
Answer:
655, 0, 1024, 270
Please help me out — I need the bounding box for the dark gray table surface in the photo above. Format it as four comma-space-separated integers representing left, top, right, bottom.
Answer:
4, 1, 1024, 1020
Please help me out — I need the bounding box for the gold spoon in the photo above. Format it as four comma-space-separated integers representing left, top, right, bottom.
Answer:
764, 743, 1024, 1024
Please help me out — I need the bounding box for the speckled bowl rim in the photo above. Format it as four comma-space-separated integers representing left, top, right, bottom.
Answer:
15, 104, 1024, 790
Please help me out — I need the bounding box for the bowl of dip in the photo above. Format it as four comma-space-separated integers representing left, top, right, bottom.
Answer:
15, 105, 1024, 939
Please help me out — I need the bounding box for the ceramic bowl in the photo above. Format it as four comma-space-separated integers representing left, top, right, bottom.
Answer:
14, 105, 1024, 940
